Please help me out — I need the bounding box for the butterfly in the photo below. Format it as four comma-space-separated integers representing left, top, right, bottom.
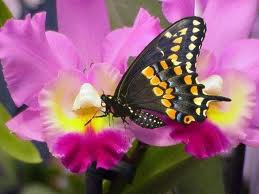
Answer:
99, 16, 231, 129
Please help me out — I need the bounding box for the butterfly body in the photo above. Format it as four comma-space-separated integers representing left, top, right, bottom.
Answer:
98, 17, 231, 128
101, 94, 165, 128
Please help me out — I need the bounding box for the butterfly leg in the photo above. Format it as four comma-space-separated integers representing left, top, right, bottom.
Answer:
84, 112, 108, 126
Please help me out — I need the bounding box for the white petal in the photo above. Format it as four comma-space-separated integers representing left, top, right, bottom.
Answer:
72, 83, 102, 111
201, 74, 223, 95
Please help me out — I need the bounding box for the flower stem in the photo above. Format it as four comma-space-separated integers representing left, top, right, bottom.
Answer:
85, 171, 103, 194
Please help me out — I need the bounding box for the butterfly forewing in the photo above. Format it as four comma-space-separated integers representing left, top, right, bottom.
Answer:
115, 17, 206, 98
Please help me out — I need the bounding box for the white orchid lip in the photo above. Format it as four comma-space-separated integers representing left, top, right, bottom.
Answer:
72, 83, 103, 111
200, 75, 223, 95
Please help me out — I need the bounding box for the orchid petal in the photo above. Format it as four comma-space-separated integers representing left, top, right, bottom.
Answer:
46, 31, 83, 71
52, 130, 131, 173
161, 0, 195, 23
38, 70, 91, 134
170, 121, 230, 158
217, 39, 259, 80
129, 124, 179, 146
102, 8, 162, 73
6, 108, 44, 141
203, 0, 257, 56
56, 0, 110, 68
243, 128, 259, 147
0, 13, 61, 107
207, 71, 256, 142
86, 63, 122, 94
196, 49, 217, 80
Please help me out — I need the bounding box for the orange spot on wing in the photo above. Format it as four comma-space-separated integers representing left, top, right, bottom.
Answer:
153, 87, 164, 96
161, 99, 172, 108
190, 86, 198, 95
184, 75, 193, 85
150, 76, 160, 85
166, 108, 177, 120
160, 61, 169, 70
174, 66, 182, 75
142, 66, 154, 79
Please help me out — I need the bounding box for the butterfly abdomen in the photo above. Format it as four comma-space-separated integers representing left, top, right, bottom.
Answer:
129, 109, 165, 129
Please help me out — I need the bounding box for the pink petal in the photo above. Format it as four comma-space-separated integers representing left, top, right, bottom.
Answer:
243, 128, 259, 147
52, 129, 131, 173
196, 49, 217, 80
207, 70, 256, 146
203, 0, 257, 56
86, 63, 122, 94
6, 108, 44, 141
46, 31, 83, 71
161, 0, 195, 23
217, 39, 259, 80
215, 40, 259, 129
0, 13, 61, 107
56, 0, 110, 69
129, 123, 179, 146
38, 70, 89, 136
170, 121, 230, 158
102, 8, 162, 73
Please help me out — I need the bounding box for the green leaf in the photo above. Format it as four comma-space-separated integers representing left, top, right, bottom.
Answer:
0, 104, 42, 163
119, 145, 226, 194
21, 184, 59, 194
0, 0, 12, 26
106, 0, 170, 29
0, 151, 18, 191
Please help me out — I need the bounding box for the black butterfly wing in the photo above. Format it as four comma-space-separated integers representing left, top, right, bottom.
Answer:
114, 16, 205, 97
114, 17, 230, 125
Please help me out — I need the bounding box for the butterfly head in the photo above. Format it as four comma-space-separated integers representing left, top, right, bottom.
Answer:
100, 94, 114, 109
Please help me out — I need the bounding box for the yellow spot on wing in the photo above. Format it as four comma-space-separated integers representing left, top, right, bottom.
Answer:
173, 37, 183, 44
189, 43, 196, 51
150, 76, 160, 85
191, 35, 197, 41
193, 97, 204, 105
186, 53, 193, 60
172, 61, 181, 66
171, 45, 180, 52
193, 20, 201, 26
196, 108, 201, 115
179, 28, 188, 35
164, 32, 172, 38
161, 99, 172, 108
168, 54, 178, 61
153, 87, 164, 96
166, 108, 177, 119
186, 62, 193, 73
142, 66, 154, 79
193, 28, 200, 33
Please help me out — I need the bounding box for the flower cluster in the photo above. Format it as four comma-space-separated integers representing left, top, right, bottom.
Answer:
0, 0, 258, 173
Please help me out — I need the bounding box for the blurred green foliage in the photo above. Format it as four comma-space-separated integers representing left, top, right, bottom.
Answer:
0, 0, 12, 26
0, 104, 42, 164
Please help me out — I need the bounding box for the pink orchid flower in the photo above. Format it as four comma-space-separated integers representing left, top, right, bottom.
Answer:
0, 0, 163, 173
131, 0, 259, 158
